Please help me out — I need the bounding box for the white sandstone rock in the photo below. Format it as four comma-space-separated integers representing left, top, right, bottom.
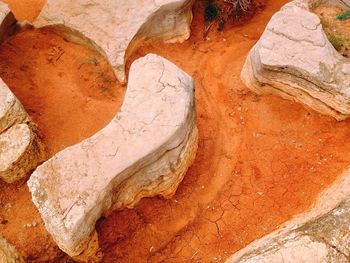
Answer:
0, 124, 43, 184
241, 0, 350, 120
0, 81, 44, 184
0, 236, 24, 263
34, 0, 194, 83
28, 54, 198, 257
0, 78, 27, 134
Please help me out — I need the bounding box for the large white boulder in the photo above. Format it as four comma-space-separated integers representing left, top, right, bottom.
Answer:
241, 0, 350, 120
28, 54, 198, 257
33, 0, 194, 83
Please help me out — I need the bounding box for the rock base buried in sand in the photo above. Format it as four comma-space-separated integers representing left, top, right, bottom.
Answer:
0, 123, 44, 184
241, 0, 350, 120
28, 54, 198, 257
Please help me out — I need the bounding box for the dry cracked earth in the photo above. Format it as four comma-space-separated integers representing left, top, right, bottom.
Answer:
1, 0, 350, 262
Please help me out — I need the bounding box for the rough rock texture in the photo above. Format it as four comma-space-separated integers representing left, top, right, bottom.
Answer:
0, 81, 43, 184
241, 0, 350, 120
227, 197, 350, 263
28, 54, 198, 257
0, 236, 24, 263
0, 2, 44, 184
34, 0, 194, 83
0, 124, 43, 184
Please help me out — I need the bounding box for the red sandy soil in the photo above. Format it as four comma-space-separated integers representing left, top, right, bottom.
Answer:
1, 0, 350, 262
3, 0, 45, 22
314, 4, 350, 57
0, 28, 123, 157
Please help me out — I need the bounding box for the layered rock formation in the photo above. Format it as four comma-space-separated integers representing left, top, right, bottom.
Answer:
0, 2, 44, 184
28, 54, 198, 257
33, 0, 194, 83
0, 236, 24, 263
241, 0, 350, 120
0, 123, 43, 184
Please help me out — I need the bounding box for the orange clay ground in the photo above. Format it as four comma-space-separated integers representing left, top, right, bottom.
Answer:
1, 0, 350, 262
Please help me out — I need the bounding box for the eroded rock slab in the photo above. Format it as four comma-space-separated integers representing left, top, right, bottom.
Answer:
28, 54, 198, 257
34, 0, 194, 83
0, 236, 24, 263
0, 124, 43, 184
0, 81, 44, 184
241, 0, 350, 120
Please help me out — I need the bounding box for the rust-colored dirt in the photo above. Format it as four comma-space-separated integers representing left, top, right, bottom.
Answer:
1, 0, 350, 262
314, 4, 350, 57
0, 28, 123, 157
3, 0, 45, 22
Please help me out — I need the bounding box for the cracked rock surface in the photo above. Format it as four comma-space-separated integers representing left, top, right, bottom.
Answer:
241, 0, 350, 120
0, 1, 44, 184
0, 236, 24, 263
33, 0, 194, 83
28, 53, 198, 258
